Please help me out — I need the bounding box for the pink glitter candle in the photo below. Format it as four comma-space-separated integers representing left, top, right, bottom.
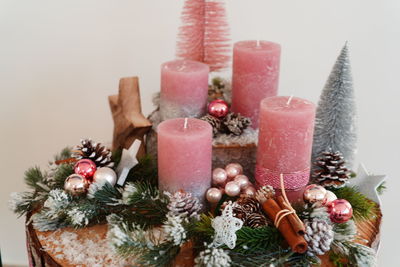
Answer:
255, 96, 316, 190
160, 60, 209, 120
231, 40, 281, 128
158, 118, 212, 201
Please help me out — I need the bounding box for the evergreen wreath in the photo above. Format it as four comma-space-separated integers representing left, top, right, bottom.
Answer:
10, 143, 380, 267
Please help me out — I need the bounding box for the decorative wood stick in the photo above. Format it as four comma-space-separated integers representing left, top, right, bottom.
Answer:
260, 198, 307, 253
277, 196, 305, 235
55, 158, 78, 165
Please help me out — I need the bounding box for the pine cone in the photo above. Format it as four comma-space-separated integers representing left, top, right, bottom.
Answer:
245, 212, 268, 228
167, 191, 202, 218
304, 219, 334, 256
223, 197, 268, 228
200, 114, 223, 136
312, 151, 350, 188
255, 185, 275, 203
222, 112, 251, 136
72, 139, 114, 168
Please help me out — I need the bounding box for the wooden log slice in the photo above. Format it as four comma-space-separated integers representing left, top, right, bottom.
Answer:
26, 207, 382, 267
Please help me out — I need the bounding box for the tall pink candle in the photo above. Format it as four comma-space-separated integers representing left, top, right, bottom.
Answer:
231, 40, 281, 128
158, 118, 212, 201
255, 96, 316, 189
160, 60, 209, 120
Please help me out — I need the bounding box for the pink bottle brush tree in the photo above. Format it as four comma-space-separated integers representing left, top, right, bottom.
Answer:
176, 0, 231, 72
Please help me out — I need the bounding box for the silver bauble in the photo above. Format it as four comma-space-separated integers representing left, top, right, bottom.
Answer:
93, 167, 117, 186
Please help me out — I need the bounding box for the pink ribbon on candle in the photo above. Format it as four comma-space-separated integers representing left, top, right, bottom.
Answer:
255, 165, 309, 190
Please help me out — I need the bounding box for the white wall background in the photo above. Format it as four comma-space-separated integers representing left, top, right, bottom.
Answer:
1, 0, 399, 265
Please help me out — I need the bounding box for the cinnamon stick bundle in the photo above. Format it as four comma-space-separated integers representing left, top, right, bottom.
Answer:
276, 196, 306, 236
261, 198, 307, 254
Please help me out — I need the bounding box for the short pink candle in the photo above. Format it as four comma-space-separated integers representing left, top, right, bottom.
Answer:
160, 60, 209, 120
158, 118, 212, 201
255, 96, 316, 190
231, 40, 281, 128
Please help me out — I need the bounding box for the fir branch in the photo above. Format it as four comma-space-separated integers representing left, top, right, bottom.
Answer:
122, 182, 169, 227
232, 226, 281, 254
50, 163, 74, 189
138, 241, 181, 267
189, 213, 215, 245
9, 191, 42, 217
125, 154, 158, 186
54, 147, 72, 161
331, 186, 378, 221
88, 181, 122, 205
377, 181, 386, 195
32, 211, 68, 231
24, 167, 47, 192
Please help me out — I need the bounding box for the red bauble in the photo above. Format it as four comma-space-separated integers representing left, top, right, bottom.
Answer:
74, 159, 97, 179
328, 199, 353, 223
208, 99, 229, 118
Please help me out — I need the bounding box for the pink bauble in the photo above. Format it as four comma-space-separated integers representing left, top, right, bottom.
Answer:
225, 181, 241, 197
234, 175, 250, 189
206, 188, 223, 203
303, 184, 327, 204
242, 186, 256, 196
324, 190, 337, 206
329, 199, 353, 223
225, 163, 243, 179
208, 99, 229, 118
212, 168, 228, 185
74, 159, 97, 179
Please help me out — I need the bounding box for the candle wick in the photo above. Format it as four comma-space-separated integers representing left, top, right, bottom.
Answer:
184, 118, 188, 129
286, 95, 294, 105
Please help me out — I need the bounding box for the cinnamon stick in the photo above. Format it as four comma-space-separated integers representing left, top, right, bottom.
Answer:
261, 198, 307, 253
55, 158, 78, 165
276, 196, 305, 236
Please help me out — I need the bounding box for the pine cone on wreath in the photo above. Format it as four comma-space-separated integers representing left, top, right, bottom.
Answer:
222, 112, 251, 136
245, 212, 268, 228
167, 191, 202, 218
312, 151, 350, 188
304, 219, 334, 256
200, 114, 223, 136
72, 139, 114, 168
223, 197, 268, 228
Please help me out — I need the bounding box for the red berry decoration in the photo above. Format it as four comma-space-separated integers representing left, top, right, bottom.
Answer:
328, 199, 353, 223
208, 99, 229, 118
74, 159, 97, 180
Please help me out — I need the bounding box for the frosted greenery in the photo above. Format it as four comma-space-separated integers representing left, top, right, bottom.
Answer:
312, 43, 357, 169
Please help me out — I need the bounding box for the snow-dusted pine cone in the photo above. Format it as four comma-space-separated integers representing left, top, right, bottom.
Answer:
255, 185, 275, 203
222, 112, 251, 136
312, 151, 350, 188
72, 139, 114, 168
201, 114, 223, 136
167, 191, 202, 218
304, 219, 334, 256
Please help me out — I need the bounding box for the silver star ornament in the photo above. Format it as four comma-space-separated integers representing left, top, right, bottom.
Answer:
116, 139, 141, 186
348, 164, 386, 206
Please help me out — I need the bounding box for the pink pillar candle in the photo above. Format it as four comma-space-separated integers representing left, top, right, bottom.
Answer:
158, 118, 212, 201
160, 60, 209, 120
231, 40, 281, 128
255, 96, 316, 189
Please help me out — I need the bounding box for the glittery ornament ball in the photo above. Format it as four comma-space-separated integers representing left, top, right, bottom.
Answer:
212, 168, 228, 185
328, 199, 353, 223
303, 184, 327, 204
208, 99, 229, 118
64, 174, 89, 196
206, 188, 223, 203
225, 163, 243, 179
74, 159, 97, 179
